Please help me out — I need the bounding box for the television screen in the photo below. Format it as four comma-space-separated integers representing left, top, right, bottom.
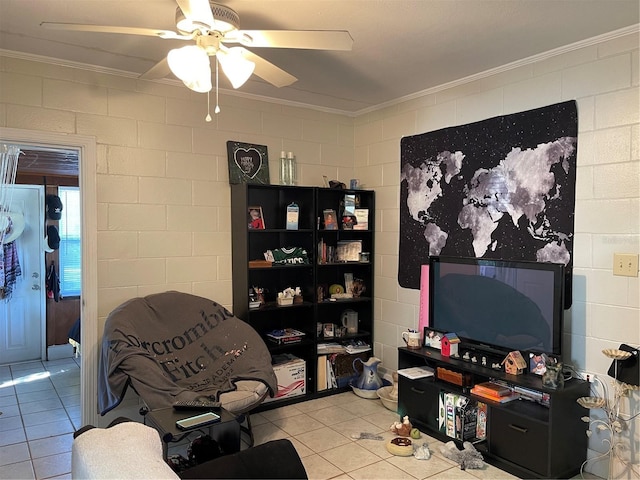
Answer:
429, 256, 565, 356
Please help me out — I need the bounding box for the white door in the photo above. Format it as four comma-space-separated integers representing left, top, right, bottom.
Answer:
0, 185, 45, 365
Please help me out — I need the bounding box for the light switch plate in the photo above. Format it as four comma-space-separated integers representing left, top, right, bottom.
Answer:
613, 253, 639, 277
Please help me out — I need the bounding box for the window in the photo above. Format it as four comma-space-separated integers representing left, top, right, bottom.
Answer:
58, 186, 81, 297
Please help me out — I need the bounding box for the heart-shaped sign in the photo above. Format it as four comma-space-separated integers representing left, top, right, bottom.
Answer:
234, 148, 262, 179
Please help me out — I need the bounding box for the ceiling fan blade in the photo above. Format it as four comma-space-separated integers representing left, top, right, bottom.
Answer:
40, 22, 189, 40
140, 57, 171, 80
175, 0, 214, 29
241, 49, 297, 88
231, 30, 353, 51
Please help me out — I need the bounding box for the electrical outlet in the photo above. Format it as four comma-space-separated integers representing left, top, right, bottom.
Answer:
613, 253, 639, 277
577, 371, 596, 383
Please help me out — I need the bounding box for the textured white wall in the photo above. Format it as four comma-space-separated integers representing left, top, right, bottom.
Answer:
0, 56, 355, 328
355, 31, 639, 478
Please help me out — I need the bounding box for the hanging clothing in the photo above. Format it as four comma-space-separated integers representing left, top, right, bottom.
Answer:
46, 260, 61, 302
1, 241, 22, 299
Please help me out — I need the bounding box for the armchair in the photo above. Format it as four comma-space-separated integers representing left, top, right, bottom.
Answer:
98, 291, 278, 444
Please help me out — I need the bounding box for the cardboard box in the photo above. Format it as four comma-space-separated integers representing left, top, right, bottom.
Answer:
265, 354, 306, 402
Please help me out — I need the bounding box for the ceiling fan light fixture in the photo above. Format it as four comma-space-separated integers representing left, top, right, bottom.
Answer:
182, 75, 212, 93
167, 45, 212, 92
175, 4, 239, 35
218, 48, 255, 89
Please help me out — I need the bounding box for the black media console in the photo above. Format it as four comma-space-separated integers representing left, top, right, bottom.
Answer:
398, 346, 589, 479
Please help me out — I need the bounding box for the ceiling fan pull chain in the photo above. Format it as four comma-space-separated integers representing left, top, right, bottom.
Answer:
214, 57, 221, 114
205, 90, 212, 122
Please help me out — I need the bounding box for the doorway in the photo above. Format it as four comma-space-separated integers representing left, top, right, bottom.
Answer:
0, 127, 98, 426
15, 148, 82, 361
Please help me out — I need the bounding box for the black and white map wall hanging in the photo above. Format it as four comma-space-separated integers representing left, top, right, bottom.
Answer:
226, 141, 270, 185
399, 100, 577, 306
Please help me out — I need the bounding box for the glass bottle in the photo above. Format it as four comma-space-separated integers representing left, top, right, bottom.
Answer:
279, 151, 289, 185
286, 151, 297, 185
279, 151, 297, 185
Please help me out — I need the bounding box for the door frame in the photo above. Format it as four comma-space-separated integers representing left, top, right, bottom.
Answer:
0, 127, 98, 426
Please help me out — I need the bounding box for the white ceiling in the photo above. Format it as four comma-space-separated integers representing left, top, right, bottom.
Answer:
1, 1, 638, 115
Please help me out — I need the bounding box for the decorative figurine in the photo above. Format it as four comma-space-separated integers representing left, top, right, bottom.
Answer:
390, 416, 413, 437
502, 351, 527, 375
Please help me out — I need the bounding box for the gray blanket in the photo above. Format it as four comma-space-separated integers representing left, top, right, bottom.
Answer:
98, 291, 277, 415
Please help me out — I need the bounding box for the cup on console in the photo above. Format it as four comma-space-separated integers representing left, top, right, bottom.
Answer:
402, 330, 421, 349
341, 310, 358, 334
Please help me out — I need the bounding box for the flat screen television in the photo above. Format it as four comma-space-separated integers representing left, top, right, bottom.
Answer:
429, 256, 565, 356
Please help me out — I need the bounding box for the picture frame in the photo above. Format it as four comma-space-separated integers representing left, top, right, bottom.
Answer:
248, 206, 265, 230
336, 240, 362, 262
353, 208, 369, 230
226, 141, 270, 185
323, 209, 338, 230
528, 352, 559, 376
423, 328, 444, 349
323, 323, 335, 338
343, 194, 356, 215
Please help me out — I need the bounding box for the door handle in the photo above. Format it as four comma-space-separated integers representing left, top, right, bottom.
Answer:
410, 387, 425, 394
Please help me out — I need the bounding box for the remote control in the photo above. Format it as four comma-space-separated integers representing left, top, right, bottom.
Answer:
176, 411, 221, 430
172, 399, 221, 411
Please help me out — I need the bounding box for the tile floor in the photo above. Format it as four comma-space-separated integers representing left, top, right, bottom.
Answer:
0, 357, 80, 480
0, 357, 595, 480
250, 395, 520, 480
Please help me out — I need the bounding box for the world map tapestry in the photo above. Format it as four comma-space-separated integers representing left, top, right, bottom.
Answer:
399, 101, 577, 306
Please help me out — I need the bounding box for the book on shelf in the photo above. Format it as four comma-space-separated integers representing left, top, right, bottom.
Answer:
444, 392, 458, 438
327, 357, 338, 388
472, 381, 512, 397
344, 340, 371, 354
317, 238, 336, 264
317, 238, 324, 264
317, 342, 346, 354
470, 387, 520, 404
266, 328, 306, 345
317, 355, 328, 391
397, 366, 435, 380
455, 399, 479, 442
249, 259, 272, 268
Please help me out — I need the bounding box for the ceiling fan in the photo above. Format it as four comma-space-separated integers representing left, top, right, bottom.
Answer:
41, 0, 353, 103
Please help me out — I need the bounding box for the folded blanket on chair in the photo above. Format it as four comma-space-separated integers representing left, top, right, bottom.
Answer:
98, 291, 277, 415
